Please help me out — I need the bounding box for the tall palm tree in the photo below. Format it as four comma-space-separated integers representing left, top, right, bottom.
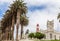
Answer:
57, 13, 60, 22
0, 21, 2, 40
20, 15, 28, 39
17, 0, 27, 39
9, 0, 27, 40
1, 9, 13, 40
4, 10, 12, 40
1, 0, 27, 40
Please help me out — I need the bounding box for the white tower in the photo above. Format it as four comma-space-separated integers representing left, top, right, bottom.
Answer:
47, 20, 54, 31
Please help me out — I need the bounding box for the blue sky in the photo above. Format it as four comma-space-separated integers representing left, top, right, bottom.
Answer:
0, 2, 9, 19
0, 0, 47, 19
28, 5, 47, 11
0, 0, 60, 33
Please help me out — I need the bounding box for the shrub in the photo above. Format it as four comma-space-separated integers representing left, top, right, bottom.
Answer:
34, 32, 45, 39
28, 32, 45, 39
28, 33, 34, 38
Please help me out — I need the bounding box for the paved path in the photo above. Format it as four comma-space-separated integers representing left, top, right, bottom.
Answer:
20, 39, 34, 41
2, 39, 34, 41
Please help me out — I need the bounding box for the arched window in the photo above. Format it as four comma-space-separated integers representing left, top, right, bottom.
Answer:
50, 33, 52, 39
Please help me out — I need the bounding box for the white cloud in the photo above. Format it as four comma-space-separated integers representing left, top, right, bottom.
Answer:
24, 0, 60, 6
0, 0, 14, 3
25, 0, 60, 32
26, 10, 57, 32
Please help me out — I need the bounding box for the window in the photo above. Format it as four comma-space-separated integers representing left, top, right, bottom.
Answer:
50, 33, 52, 39
54, 35, 56, 40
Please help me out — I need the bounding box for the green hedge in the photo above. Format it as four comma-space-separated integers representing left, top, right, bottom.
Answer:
28, 32, 45, 39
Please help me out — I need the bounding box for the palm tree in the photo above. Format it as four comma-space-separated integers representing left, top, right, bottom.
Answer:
0, 21, 2, 41
25, 29, 29, 35
4, 10, 12, 40
57, 13, 60, 22
1, 9, 13, 40
1, 0, 27, 40
20, 15, 28, 39
9, 0, 27, 40
17, 1, 26, 39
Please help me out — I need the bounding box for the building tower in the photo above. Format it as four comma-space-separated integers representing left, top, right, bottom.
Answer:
36, 24, 40, 32
47, 20, 54, 31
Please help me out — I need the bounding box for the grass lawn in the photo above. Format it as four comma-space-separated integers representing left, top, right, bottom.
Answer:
40, 40, 60, 41
33, 39, 60, 41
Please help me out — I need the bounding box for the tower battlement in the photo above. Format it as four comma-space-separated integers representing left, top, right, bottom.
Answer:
47, 20, 54, 31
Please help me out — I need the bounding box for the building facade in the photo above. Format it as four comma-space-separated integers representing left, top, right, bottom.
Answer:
40, 20, 60, 40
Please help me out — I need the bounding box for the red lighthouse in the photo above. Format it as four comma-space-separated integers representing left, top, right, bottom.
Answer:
36, 24, 40, 32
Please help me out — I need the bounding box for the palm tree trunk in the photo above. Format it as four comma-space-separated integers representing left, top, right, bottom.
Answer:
16, 24, 19, 41
16, 9, 20, 41
11, 15, 15, 41
20, 24, 23, 39
9, 25, 11, 40
6, 27, 8, 41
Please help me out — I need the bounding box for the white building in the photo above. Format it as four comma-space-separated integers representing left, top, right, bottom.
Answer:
40, 20, 60, 40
